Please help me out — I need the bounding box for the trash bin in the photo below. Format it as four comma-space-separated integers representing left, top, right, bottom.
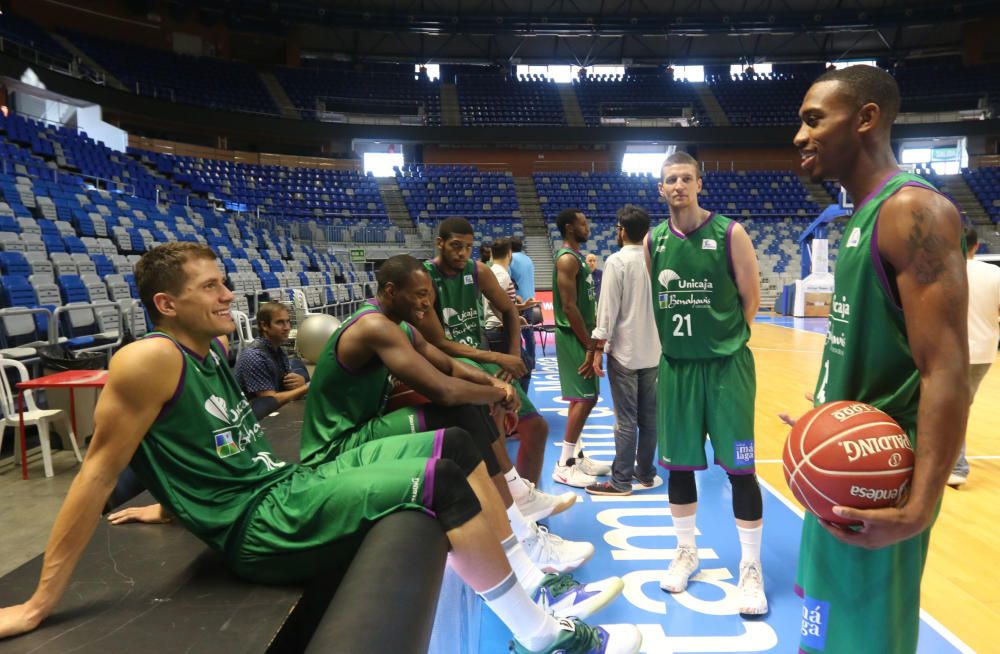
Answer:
38, 345, 106, 443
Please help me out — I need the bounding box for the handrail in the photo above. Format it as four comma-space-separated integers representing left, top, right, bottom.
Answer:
49, 300, 126, 353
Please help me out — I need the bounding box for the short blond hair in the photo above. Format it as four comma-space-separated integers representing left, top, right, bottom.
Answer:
660, 152, 701, 181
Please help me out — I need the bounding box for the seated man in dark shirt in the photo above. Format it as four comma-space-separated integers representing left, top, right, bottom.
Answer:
235, 302, 308, 409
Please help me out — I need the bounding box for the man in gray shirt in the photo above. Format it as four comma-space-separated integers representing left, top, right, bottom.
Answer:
587, 205, 662, 495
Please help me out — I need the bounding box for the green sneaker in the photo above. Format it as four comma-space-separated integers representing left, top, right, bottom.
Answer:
509, 618, 642, 654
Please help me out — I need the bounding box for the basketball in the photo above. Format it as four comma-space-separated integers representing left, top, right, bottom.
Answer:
783, 401, 914, 525
385, 380, 431, 412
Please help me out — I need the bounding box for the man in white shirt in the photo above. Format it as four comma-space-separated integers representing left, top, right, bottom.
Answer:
485, 238, 537, 352
586, 205, 662, 496
950, 226, 1000, 487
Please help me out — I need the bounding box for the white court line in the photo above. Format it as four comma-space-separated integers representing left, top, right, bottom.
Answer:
756, 476, 975, 653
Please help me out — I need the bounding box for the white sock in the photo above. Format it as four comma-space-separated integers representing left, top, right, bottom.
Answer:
737, 525, 763, 565
479, 571, 560, 650
559, 441, 575, 466
673, 513, 697, 550
506, 467, 529, 500
502, 534, 546, 594
506, 501, 536, 542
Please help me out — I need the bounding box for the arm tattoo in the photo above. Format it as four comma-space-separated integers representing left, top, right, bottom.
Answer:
906, 207, 948, 285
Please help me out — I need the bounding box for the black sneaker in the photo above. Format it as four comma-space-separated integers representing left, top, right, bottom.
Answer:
585, 480, 632, 496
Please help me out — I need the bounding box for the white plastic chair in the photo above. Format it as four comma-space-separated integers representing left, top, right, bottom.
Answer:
0, 358, 83, 477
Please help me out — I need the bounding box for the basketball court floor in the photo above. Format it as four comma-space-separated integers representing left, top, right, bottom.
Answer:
472, 317, 997, 653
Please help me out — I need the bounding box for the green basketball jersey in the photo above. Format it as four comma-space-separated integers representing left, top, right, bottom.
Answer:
552, 247, 596, 332
300, 300, 414, 466
129, 332, 294, 553
813, 171, 946, 428
424, 259, 486, 348
648, 213, 749, 359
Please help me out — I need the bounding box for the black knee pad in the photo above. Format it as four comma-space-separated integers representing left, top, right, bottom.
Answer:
728, 473, 763, 521
438, 427, 483, 476
424, 407, 502, 476
668, 470, 698, 505
430, 459, 482, 531
424, 404, 500, 444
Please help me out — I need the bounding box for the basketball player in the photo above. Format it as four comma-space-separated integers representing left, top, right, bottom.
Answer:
646, 152, 768, 615
0, 244, 641, 654
415, 218, 561, 500
302, 254, 596, 575
552, 209, 611, 487
787, 65, 969, 653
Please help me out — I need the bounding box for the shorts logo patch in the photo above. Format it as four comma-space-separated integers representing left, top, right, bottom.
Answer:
408, 413, 417, 432
214, 431, 240, 458
800, 595, 830, 650
734, 440, 755, 465
410, 477, 420, 502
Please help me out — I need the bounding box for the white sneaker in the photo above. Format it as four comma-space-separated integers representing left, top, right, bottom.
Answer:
947, 473, 967, 488
660, 545, 699, 593
575, 452, 611, 477
522, 523, 595, 574
737, 560, 769, 616
552, 460, 599, 488
515, 478, 578, 522
533, 574, 625, 621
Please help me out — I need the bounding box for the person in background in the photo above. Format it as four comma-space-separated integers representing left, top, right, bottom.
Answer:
585, 253, 603, 300
949, 226, 1000, 487
509, 237, 538, 392
234, 301, 308, 410
586, 206, 661, 497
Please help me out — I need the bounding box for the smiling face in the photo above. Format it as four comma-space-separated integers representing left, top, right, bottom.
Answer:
154, 256, 235, 339
794, 80, 864, 183
385, 268, 434, 324
659, 163, 703, 211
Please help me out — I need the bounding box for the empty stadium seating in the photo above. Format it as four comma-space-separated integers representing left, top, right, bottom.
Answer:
274, 63, 442, 125
573, 75, 708, 126
457, 75, 566, 126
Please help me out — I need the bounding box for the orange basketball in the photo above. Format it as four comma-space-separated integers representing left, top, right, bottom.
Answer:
783, 401, 914, 525
385, 380, 431, 412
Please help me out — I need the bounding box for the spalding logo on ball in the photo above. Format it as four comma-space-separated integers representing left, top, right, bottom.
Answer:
783, 400, 914, 526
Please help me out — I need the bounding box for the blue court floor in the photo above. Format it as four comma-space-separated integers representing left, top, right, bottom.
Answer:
465, 346, 968, 653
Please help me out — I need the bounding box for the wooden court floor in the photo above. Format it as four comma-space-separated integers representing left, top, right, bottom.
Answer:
749, 321, 998, 654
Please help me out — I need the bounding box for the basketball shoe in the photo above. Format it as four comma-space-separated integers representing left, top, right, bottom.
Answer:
533, 573, 624, 621
737, 561, 768, 615
660, 545, 699, 593
575, 452, 611, 477
514, 478, 578, 522
552, 459, 598, 488
522, 523, 595, 574
510, 618, 642, 654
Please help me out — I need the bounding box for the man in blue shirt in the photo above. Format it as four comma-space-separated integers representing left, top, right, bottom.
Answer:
509, 238, 537, 391
234, 302, 309, 409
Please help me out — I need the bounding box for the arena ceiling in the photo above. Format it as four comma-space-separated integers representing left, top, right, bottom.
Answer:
183, 0, 998, 65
